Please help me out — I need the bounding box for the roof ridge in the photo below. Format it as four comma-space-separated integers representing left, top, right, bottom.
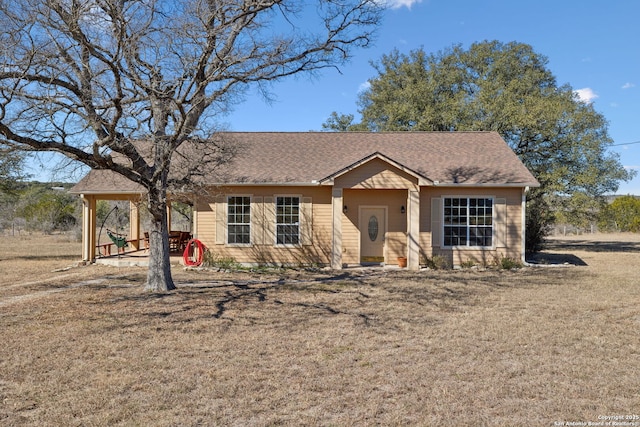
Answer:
219, 130, 498, 134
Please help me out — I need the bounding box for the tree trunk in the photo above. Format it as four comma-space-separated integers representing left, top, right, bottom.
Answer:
144, 184, 176, 292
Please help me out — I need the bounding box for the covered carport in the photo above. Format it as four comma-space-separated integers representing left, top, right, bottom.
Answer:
70, 170, 147, 263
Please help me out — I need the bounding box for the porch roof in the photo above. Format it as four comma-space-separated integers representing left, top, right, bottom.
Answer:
70, 169, 145, 196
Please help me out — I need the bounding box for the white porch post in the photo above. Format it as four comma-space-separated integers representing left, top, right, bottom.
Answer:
407, 189, 420, 270
331, 188, 343, 269
192, 198, 199, 239
81, 195, 96, 262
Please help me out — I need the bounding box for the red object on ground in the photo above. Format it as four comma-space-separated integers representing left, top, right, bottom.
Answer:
183, 239, 205, 266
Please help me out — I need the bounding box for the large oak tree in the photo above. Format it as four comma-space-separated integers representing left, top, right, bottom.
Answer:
0, 147, 26, 193
325, 41, 635, 250
0, 0, 383, 291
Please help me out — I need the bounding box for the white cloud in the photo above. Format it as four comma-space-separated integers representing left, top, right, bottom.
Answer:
358, 81, 371, 93
622, 82, 635, 89
379, 0, 424, 9
574, 88, 598, 104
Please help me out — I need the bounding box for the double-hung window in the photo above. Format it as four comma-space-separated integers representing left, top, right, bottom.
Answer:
227, 196, 251, 244
443, 197, 493, 247
276, 196, 300, 245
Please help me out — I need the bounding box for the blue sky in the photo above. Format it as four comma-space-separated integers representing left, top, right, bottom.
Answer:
29, 0, 640, 195
222, 0, 640, 195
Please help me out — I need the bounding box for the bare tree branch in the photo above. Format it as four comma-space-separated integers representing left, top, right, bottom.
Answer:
0, 0, 383, 291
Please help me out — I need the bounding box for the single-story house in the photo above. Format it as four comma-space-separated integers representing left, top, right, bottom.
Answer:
71, 131, 539, 269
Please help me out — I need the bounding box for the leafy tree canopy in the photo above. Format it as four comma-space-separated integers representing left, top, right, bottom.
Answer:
325, 40, 635, 250
0, 146, 28, 193
19, 187, 78, 233
321, 112, 368, 132
598, 196, 640, 232
0, 181, 77, 233
356, 41, 634, 194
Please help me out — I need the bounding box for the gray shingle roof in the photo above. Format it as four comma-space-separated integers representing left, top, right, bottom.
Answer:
70, 169, 145, 195
212, 131, 538, 185
70, 131, 539, 194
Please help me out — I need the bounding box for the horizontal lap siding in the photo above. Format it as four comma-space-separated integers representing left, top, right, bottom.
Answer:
194, 198, 216, 242
334, 158, 418, 191
505, 202, 523, 256
342, 189, 408, 264
195, 184, 526, 267
421, 187, 524, 265
341, 207, 359, 264
335, 158, 419, 265
195, 186, 332, 265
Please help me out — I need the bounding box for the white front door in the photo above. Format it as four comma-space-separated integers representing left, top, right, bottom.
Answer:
360, 207, 386, 263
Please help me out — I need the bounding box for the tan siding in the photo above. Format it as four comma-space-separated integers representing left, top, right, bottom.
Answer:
419, 192, 433, 260
215, 195, 225, 245
335, 158, 418, 190
194, 184, 526, 268
419, 233, 433, 260
313, 195, 333, 256
430, 197, 441, 248
251, 196, 264, 245
194, 198, 216, 245
341, 205, 359, 264
195, 186, 332, 265
420, 186, 524, 266
495, 198, 507, 248
301, 197, 313, 245
342, 189, 408, 265
263, 197, 275, 246
385, 231, 406, 262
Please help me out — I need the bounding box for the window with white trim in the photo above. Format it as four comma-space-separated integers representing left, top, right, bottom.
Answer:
227, 196, 251, 244
276, 196, 300, 245
443, 197, 493, 247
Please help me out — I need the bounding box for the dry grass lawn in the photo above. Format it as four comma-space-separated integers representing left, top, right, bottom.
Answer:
1, 232, 639, 426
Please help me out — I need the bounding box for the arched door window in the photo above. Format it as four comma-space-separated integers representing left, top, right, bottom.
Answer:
368, 215, 379, 241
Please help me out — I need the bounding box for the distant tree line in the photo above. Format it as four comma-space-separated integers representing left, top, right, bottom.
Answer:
597, 196, 640, 233
552, 195, 640, 234
0, 179, 193, 239
2, 179, 638, 239
0, 182, 78, 234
